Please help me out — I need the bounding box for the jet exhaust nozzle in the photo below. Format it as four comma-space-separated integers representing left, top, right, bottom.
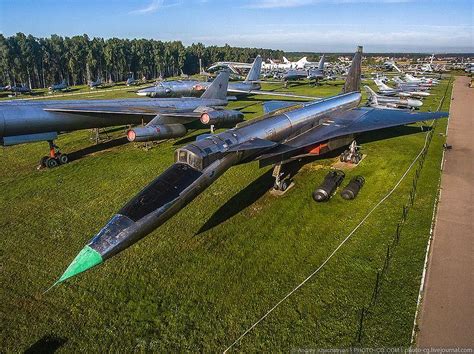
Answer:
200, 110, 244, 126
127, 124, 187, 142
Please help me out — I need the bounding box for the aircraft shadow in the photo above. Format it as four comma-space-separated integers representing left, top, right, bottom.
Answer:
68, 137, 129, 162
173, 131, 202, 146
196, 159, 308, 235
357, 124, 432, 144
196, 124, 431, 234
25, 335, 67, 353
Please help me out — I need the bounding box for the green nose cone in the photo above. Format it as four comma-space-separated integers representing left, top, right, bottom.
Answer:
57, 245, 103, 284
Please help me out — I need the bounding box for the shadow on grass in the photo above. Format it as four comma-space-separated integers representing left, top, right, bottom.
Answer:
357, 124, 432, 145
25, 335, 67, 353
196, 158, 311, 235
195, 124, 430, 234
68, 137, 129, 162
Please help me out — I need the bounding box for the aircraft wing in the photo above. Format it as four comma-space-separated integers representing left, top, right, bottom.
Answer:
228, 88, 320, 100
44, 106, 208, 124
44, 106, 161, 118
256, 107, 448, 166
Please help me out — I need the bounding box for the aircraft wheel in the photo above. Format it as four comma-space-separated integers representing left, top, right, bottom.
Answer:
58, 154, 69, 165
280, 180, 289, 192
46, 157, 58, 169
40, 156, 48, 167
273, 182, 280, 191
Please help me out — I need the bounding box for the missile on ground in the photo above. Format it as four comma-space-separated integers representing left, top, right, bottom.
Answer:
340, 176, 365, 200
312, 170, 346, 202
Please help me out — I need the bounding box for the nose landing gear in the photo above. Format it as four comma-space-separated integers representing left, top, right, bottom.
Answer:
39, 140, 69, 168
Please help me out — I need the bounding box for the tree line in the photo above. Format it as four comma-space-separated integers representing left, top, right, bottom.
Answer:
0, 33, 284, 89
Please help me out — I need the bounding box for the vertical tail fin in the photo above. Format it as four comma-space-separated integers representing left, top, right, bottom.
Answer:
200, 71, 229, 100
392, 62, 402, 73
374, 79, 391, 91
244, 55, 262, 82
342, 46, 363, 93
282, 56, 290, 64
296, 57, 308, 66
318, 54, 325, 70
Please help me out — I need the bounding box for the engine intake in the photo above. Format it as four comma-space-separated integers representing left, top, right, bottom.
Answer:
200, 110, 244, 127
127, 124, 187, 142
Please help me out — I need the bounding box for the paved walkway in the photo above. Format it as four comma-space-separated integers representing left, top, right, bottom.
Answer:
417, 76, 474, 348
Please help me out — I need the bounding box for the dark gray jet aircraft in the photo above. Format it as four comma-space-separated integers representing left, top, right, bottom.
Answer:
55, 46, 448, 284
137, 56, 318, 100
49, 79, 68, 92
282, 55, 325, 83
89, 77, 103, 89
282, 69, 308, 82
126, 75, 139, 86
4, 84, 31, 94
307, 55, 326, 81
0, 72, 234, 168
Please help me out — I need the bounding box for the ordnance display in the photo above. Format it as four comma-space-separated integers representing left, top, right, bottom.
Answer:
312, 170, 346, 202
340, 176, 365, 200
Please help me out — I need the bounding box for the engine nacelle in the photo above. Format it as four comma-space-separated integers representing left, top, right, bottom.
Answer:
127, 124, 187, 142
200, 110, 244, 127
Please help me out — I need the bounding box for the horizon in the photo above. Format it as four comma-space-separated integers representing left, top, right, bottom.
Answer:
0, 0, 473, 53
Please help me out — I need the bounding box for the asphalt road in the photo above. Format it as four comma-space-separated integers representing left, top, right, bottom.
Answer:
416, 75, 474, 348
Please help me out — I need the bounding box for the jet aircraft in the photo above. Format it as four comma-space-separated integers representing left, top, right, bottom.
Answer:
126, 75, 139, 86
137, 56, 319, 100
365, 86, 422, 109
306, 55, 326, 81
374, 79, 430, 98
0, 72, 234, 168
4, 84, 32, 94
55, 46, 448, 284
207, 61, 252, 75
89, 77, 103, 89
49, 79, 68, 92
419, 54, 435, 73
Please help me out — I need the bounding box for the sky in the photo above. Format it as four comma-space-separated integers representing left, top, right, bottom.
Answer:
0, 0, 473, 53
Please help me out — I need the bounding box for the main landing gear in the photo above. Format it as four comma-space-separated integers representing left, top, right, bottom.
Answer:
340, 140, 362, 164
272, 162, 294, 193
40, 140, 69, 168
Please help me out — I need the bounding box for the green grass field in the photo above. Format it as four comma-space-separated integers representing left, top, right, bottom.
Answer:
0, 77, 452, 351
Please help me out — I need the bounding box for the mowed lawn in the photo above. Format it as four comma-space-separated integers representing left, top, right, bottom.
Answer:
0, 77, 452, 351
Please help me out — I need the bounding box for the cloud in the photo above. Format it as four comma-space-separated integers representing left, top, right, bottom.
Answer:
192, 24, 474, 52
246, 0, 413, 9
129, 0, 181, 15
